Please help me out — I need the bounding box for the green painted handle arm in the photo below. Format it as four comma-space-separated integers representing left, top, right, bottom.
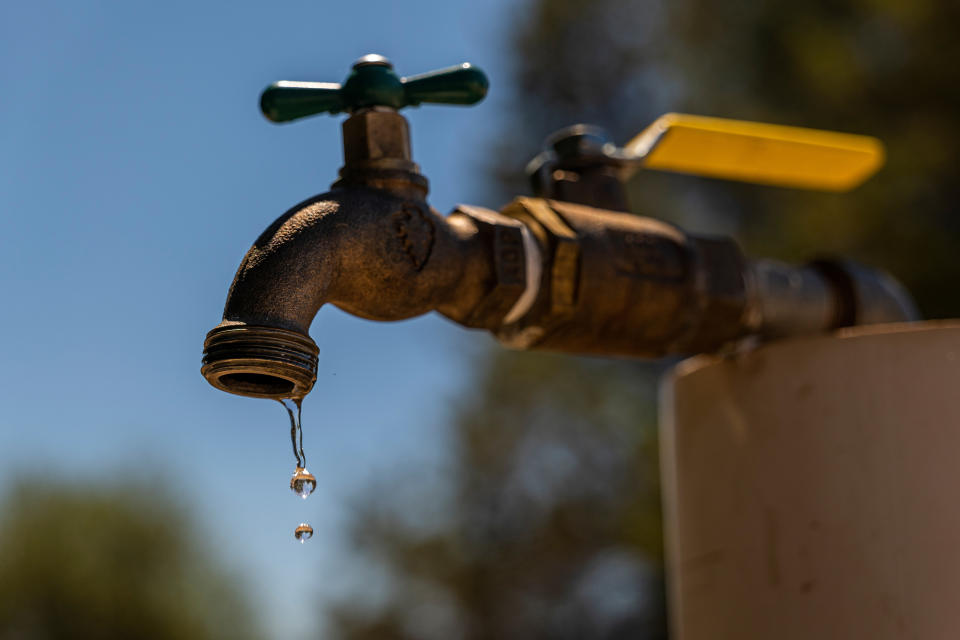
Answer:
260, 56, 488, 123
402, 64, 489, 106
260, 82, 345, 122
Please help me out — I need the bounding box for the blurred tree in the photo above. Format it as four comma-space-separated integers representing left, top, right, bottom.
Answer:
484, 0, 675, 205
652, 0, 960, 318
0, 480, 261, 640
326, 0, 960, 637
485, 0, 960, 318
327, 351, 667, 640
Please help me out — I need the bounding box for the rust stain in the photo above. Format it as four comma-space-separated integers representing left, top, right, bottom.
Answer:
393, 204, 435, 270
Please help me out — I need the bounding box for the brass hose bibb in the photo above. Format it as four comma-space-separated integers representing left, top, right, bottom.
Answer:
202, 54, 918, 401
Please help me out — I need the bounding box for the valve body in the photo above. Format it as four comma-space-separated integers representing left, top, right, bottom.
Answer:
201, 55, 917, 400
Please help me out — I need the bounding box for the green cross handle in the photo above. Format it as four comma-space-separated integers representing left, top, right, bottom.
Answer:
260, 54, 489, 123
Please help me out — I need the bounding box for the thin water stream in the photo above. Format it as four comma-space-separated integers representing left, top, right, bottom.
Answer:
280, 398, 315, 542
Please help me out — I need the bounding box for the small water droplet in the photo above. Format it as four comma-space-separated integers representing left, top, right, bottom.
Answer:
290, 467, 317, 499
294, 523, 313, 543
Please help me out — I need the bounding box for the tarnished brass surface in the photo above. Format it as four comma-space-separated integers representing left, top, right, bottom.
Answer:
527, 125, 630, 211
202, 325, 319, 399
451, 204, 530, 329
342, 109, 414, 168
203, 186, 516, 398
203, 179, 917, 398
203, 104, 918, 401
496, 197, 749, 356
335, 108, 427, 199
493, 197, 916, 357
202, 109, 534, 399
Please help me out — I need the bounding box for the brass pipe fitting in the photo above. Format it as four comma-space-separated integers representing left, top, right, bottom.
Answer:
202, 91, 918, 400
202, 182, 918, 399
202, 110, 533, 399
491, 198, 918, 357
206, 58, 919, 401
202, 188, 519, 399
493, 197, 749, 357
742, 258, 918, 338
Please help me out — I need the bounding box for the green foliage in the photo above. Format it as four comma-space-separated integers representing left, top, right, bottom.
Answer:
485, 0, 960, 318
483, 0, 667, 203
646, 0, 960, 318
327, 351, 667, 639
0, 480, 260, 640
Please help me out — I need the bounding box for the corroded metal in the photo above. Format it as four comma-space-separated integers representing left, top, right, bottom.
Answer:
203, 102, 918, 401
202, 108, 523, 399
494, 197, 750, 356
527, 125, 630, 211
203, 325, 318, 399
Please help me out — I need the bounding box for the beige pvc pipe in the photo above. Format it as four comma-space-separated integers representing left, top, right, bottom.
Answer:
660, 321, 960, 640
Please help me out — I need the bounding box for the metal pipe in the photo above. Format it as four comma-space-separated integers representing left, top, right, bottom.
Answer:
201, 110, 919, 401
203, 110, 539, 399
202, 187, 519, 399
744, 260, 836, 337
743, 258, 920, 338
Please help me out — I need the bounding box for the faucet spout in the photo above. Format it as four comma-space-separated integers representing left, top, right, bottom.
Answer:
202, 188, 919, 400
203, 97, 533, 400
202, 56, 918, 402
202, 183, 512, 399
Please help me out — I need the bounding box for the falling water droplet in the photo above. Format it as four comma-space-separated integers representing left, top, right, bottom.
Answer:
290, 467, 317, 499
294, 523, 313, 543
280, 399, 315, 543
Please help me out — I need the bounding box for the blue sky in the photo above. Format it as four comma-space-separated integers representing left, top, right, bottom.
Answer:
0, 1, 518, 635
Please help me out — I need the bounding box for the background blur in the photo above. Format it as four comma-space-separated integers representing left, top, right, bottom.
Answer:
1, 0, 958, 638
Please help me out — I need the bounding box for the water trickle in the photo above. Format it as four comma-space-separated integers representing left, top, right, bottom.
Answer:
290, 467, 317, 499
280, 398, 305, 468
294, 523, 314, 543
280, 398, 314, 543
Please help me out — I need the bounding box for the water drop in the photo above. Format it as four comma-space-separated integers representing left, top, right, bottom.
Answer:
294, 523, 313, 543
290, 467, 317, 499
280, 398, 314, 543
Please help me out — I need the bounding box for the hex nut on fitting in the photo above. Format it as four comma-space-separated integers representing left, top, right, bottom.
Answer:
453, 204, 529, 329
342, 109, 414, 167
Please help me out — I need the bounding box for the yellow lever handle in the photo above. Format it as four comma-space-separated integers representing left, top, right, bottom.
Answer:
624, 113, 885, 191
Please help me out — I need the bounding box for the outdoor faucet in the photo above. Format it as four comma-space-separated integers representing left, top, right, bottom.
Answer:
202, 55, 918, 401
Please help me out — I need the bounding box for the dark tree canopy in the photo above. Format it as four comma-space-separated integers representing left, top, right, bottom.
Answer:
0, 481, 261, 640
327, 352, 667, 639
489, 0, 960, 318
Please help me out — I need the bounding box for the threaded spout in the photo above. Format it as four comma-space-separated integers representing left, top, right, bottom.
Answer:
202, 325, 319, 399
201, 185, 524, 399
